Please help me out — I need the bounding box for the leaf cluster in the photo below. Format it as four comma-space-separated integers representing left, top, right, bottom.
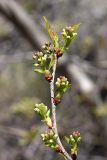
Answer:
34, 103, 52, 128
55, 76, 71, 99
65, 131, 81, 156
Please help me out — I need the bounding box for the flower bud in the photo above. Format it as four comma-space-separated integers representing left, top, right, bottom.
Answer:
67, 36, 71, 39
34, 63, 39, 67
42, 42, 52, 54
55, 81, 60, 87
33, 54, 37, 60
49, 139, 54, 143
72, 33, 77, 36
45, 70, 53, 82
72, 131, 81, 139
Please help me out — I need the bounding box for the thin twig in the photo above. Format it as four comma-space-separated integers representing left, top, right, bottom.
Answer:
50, 54, 72, 160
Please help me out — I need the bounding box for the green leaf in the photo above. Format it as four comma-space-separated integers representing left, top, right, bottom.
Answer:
34, 103, 48, 118
64, 34, 77, 50
46, 109, 51, 117
63, 84, 71, 93
48, 55, 55, 70
71, 23, 81, 31
43, 17, 59, 47
34, 68, 45, 74
19, 127, 37, 146
65, 136, 69, 144
34, 103, 52, 126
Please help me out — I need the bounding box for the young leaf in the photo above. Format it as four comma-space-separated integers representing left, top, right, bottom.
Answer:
34, 103, 47, 118
34, 68, 45, 74
63, 33, 77, 51
43, 17, 59, 47
65, 136, 70, 144
71, 23, 81, 32
34, 103, 52, 128
48, 54, 55, 70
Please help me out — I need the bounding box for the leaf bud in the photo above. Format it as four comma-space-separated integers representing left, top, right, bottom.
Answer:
71, 153, 77, 160
54, 48, 63, 58
45, 70, 53, 82
46, 117, 53, 129
53, 97, 61, 105
55, 145, 63, 153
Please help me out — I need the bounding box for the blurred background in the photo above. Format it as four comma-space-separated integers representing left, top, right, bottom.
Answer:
0, 0, 107, 160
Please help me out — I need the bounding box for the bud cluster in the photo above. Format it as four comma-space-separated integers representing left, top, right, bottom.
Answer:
33, 50, 54, 82
34, 103, 52, 128
61, 23, 80, 51
62, 26, 77, 39
41, 131, 58, 149
42, 42, 53, 54
54, 76, 71, 105
65, 131, 81, 160
33, 52, 47, 68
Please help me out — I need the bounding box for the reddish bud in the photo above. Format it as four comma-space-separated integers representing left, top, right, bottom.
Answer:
48, 125, 53, 129
55, 146, 63, 153
45, 71, 53, 82
71, 154, 77, 160
45, 75, 53, 82
60, 76, 65, 79
54, 48, 63, 58
53, 97, 61, 105
72, 131, 80, 138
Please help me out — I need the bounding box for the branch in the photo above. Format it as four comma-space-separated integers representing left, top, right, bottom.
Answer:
0, 125, 26, 137
24, 125, 47, 159
50, 54, 72, 160
0, 0, 48, 50
68, 63, 95, 95
33, 18, 81, 160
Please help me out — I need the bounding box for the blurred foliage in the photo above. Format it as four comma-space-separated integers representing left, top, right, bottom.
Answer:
19, 126, 38, 146
11, 97, 40, 119
94, 104, 107, 117
21, 0, 36, 13
0, 62, 48, 103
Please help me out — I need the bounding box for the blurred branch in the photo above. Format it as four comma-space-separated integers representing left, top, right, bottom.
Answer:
0, 51, 32, 71
0, 125, 26, 137
68, 63, 95, 95
72, 55, 107, 76
0, 124, 46, 159
24, 125, 46, 159
0, 51, 32, 64
0, 0, 48, 50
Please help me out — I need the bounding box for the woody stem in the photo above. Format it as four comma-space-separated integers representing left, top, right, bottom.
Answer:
50, 54, 72, 160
